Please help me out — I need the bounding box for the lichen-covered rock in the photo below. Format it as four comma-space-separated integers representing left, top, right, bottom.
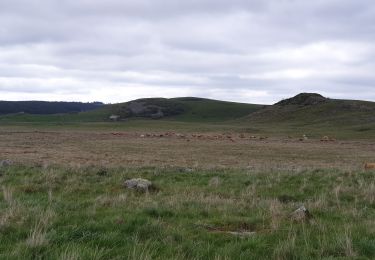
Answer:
290, 205, 312, 222
124, 178, 153, 192
0, 159, 13, 167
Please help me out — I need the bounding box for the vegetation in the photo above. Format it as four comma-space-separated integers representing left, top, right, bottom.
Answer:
105, 97, 262, 122
0, 93, 374, 259
171, 98, 262, 122
0, 165, 373, 259
0, 101, 103, 115
0, 94, 373, 140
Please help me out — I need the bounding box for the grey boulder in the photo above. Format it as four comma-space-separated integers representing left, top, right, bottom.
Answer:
124, 178, 153, 192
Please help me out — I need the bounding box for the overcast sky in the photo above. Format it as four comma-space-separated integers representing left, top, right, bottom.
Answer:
1, 0, 374, 104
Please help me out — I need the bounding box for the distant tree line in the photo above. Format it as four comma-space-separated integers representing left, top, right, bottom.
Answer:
0, 101, 104, 114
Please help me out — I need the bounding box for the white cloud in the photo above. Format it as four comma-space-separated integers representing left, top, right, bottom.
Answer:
0, 0, 374, 104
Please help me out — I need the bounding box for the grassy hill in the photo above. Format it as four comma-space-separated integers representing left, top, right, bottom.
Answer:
244, 93, 375, 138
88, 97, 263, 122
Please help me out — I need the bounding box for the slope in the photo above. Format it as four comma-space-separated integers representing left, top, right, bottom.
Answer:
244, 93, 375, 138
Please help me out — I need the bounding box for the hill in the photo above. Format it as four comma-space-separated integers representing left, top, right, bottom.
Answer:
247, 93, 375, 124
0, 97, 262, 124
0, 101, 104, 115
101, 97, 263, 122
245, 93, 375, 137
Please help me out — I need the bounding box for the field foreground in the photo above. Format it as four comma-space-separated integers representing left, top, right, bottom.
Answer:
0, 165, 374, 259
0, 127, 374, 259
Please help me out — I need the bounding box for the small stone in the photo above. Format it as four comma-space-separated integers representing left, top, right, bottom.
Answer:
290, 205, 312, 222
124, 178, 153, 192
208, 177, 220, 187
0, 159, 13, 167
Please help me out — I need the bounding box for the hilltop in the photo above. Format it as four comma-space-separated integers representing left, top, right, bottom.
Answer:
247, 93, 375, 124
243, 93, 375, 138
275, 93, 328, 106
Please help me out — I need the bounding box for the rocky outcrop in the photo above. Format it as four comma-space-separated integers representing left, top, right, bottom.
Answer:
114, 98, 185, 120
276, 93, 328, 106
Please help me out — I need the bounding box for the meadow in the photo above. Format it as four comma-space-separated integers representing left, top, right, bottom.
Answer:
0, 165, 374, 259
0, 120, 374, 259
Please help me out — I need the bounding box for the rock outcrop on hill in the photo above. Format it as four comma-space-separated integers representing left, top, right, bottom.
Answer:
275, 93, 328, 106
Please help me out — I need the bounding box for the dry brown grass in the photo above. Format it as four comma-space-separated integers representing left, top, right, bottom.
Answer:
26, 223, 48, 248
0, 129, 374, 170
269, 199, 283, 231
25, 209, 55, 248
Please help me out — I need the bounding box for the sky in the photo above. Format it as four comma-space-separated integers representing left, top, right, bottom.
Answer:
0, 0, 375, 104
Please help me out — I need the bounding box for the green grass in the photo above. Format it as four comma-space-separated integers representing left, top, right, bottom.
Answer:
171, 98, 262, 122
244, 99, 375, 139
0, 165, 374, 259
97, 97, 262, 122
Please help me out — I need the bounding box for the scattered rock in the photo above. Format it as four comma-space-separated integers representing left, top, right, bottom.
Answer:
208, 176, 220, 187
0, 159, 13, 167
290, 205, 312, 222
109, 114, 120, 121
124, 178, 153, 192
320, 136, 336, 142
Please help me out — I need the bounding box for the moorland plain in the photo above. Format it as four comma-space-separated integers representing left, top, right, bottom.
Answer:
0, 95, 374, 259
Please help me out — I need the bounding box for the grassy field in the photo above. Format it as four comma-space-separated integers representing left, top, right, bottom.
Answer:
0, 165, 374, 259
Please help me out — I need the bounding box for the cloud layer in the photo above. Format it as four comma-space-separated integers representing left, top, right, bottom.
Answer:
1, 0, 374, 104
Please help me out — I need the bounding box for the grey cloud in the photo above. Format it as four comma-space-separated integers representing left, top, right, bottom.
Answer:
0, 0, 374, 103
